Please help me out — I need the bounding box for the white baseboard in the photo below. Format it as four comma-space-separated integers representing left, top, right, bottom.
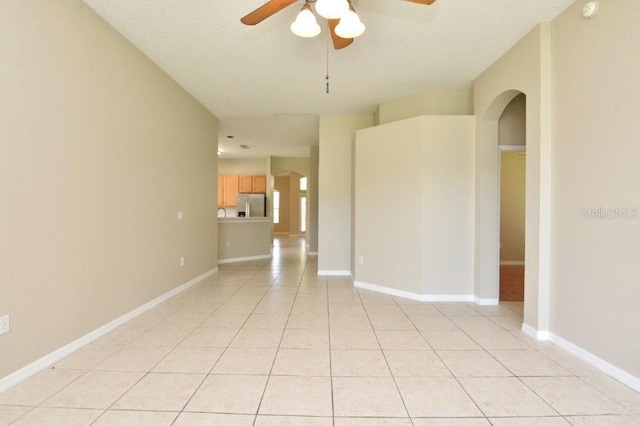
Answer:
548, 332, 640, 393
317, 270, 351, 276
218, 254, 271, 264
473, 296, 500, 306
0, 267, 218, 394
354, 281, 474, 302
500, 261, 525, 266
521, 323, 550, 341
519, 324, 640, 393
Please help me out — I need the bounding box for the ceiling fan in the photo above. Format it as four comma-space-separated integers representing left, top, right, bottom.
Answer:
241, 0, 437, 50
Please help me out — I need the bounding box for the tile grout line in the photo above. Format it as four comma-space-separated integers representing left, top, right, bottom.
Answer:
355, 288, 412, 422
401, 301, 489, 421
252, 254, 312, 424
326, 274, 335, 426
179, 265, 273, 423
44, 271, 247, 426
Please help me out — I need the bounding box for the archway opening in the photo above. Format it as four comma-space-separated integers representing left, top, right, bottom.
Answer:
497, 94, 527, 304
477, 89, 533, 326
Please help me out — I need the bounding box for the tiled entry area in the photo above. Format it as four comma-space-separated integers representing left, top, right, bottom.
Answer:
1, 239, 639, 425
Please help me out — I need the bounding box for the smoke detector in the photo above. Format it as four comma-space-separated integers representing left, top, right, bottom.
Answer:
240, 144, 251, 150
582, 2, 598, 19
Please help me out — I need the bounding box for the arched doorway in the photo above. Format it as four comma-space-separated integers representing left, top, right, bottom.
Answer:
497, 94, 527, 303
475, 87, 551, 338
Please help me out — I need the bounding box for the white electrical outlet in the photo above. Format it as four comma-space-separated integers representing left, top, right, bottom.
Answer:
0, 315, 10, 335
226, 241, 231, 247
359, 256, 364, 265
178, 211, 184, 221
180, 257, 185, 267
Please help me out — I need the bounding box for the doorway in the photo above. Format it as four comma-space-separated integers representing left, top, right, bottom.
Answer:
273, 172, 307, 238
499, 149, 526, 301
497, 93, 526, 302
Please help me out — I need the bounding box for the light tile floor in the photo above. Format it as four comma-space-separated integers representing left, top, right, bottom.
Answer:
1, 237, 639, 425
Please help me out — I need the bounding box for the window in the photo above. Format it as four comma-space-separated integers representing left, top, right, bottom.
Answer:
300, 195, 307, 233
300, 176, 308, 191
273, 190, 280, 224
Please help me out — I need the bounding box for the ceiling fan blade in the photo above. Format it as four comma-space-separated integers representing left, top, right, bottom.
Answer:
402, 0, 437, 5
241, 0, 298, 25
328, 19, 354, 50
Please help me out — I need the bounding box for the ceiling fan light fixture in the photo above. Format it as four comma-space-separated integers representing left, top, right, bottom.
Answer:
291, 4, 321, 38
315, 0, 349, 19
335, 8, 365, 38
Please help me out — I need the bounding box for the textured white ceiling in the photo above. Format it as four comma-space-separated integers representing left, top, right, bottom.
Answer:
84, 0, 575, 157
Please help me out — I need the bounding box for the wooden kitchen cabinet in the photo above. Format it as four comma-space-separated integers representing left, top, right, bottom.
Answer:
252, 175, 266, 193
222, 175, 239, 207
217, 177, 224, 207
239, 175, 253, 193
218, 174, 266, 207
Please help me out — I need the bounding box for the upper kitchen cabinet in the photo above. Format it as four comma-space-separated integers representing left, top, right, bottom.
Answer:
222, 175, 239, 207
218, 174, 267, 207
239, 175, 266, 193
239, 175, 253, 193
217, 178, 224, 207
252, 175, 266, 193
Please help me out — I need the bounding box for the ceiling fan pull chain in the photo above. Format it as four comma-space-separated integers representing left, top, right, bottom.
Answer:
326, 27, 330, 94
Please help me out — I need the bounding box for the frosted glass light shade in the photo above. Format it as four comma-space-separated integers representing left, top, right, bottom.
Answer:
315, 0, 349, 19
291, 7, 321, 38
335, 9, 365, 38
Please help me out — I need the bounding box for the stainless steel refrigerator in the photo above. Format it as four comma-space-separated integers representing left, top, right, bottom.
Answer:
236, 193, 266, 217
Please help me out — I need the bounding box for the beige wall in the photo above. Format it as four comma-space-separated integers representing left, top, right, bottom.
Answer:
377, 90, 472, 125
308, 147, 320, 253
218, 220, 272, 262
474, 23, 550, 319
0, 0, 219, 380
355, 116, 475, 296
473, 0, 640, 383
318, 115, 373, 274
266, 156, 274, 215
550, 0, 640, 378
500, 152, 526, 262
420, 116, 476, 296
218, 158, 268, 175
271, 157, 310, 177
354, 118, 424, 293
499, 94, 526, 146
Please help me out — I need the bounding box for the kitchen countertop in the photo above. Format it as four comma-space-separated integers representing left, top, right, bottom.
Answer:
218, 217, 273, 223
